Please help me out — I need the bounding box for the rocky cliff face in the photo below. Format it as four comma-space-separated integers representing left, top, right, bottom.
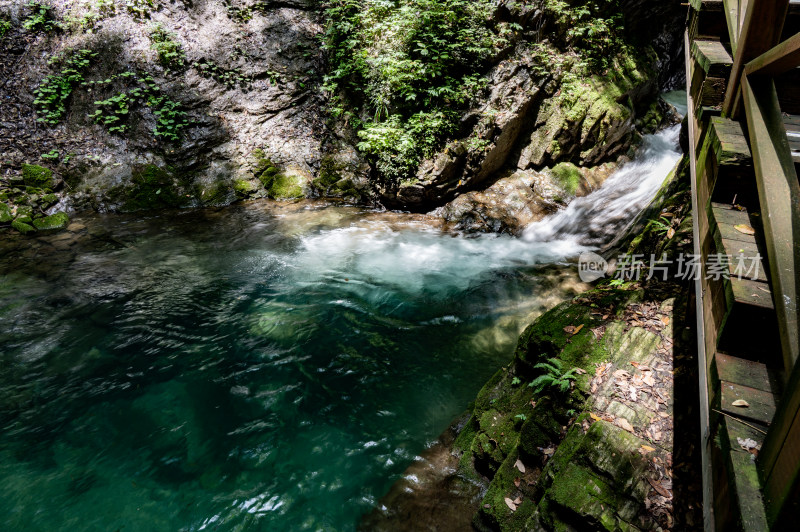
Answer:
0, 0, 684, 233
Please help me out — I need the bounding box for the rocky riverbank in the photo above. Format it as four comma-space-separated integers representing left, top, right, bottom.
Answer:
366, 157, 704, 530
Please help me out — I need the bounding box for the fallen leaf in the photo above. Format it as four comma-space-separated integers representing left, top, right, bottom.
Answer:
641, 445, 656, 454
514, 477, 521, 488
513, 496, 522, 505
732, 399, 750, 408
563, 325, 576, 334
543, 447, 555, 457
574, 367, 587, 375
484, 504, 491, 509
504, 497, 517, 512
514, 459, 526, 473
661, 316, 670, 326
615, 418, 635, 432
613, 369, 631, 379
734, 224, 756, 235
572, 324, 584, 335
667, 227, 675, 239
643, 374, 656, 387
648, 478, 671, 498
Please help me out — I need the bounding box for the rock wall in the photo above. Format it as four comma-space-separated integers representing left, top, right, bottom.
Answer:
0, 0, 684, 234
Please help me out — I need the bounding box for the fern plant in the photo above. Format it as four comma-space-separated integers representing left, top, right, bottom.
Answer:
529, 358, 579, 395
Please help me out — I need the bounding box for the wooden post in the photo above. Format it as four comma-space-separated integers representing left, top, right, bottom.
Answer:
722, 0, 789, 118
742, 76, 800, 524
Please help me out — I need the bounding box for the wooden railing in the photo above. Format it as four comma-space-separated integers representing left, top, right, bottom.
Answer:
688, 0, 800, 527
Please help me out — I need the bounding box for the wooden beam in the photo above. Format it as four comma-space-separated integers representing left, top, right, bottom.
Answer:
722, 0, 789, 118
742, 77, 800, 515
685, 28, 717, 532
746, 32, 800, 77
742, 75, 800, 375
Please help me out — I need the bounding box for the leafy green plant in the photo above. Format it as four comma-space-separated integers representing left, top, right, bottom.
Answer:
90, 91, 133, 133
126, 0, 155, 19
149, 24, 185, 69
0, 18, 11, 38
514, 414, 527, 422
511, 376, 521, 386
529, 358, 580, 395
608, 279, 627, 287
33, 49, 98, 125
73, 0, 116, 30
23, 1, 60, 33
40, 149, 59, 160
193, 59, 252, 89
322, 0, 500, 182
649, 216, 672, 235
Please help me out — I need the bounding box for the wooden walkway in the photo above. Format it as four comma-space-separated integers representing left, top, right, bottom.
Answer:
686, 0, 800, 529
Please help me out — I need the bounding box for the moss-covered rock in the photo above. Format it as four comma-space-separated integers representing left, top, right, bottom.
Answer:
550, 162, 582, 197
32, 212, 69, 231
21, 164, 53, 188
121, 164, 185, 212
11, 219, 35, 234
0, 202, 12, 223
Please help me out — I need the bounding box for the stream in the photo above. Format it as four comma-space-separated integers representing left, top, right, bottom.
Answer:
0, 95, 684, 531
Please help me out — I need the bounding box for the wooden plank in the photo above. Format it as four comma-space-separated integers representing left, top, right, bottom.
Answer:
721, 238, 769, 282
742, 76, 800, 372
730, 277, 775, 309
724, 419, 770, 530
693, 40, 735, 77
686, 28, 717, 532
745, 31, 800, 77
721, 381, 778, 424
716, 352, 781, 393
711, 202, 751, 224
722, 0, 790, 118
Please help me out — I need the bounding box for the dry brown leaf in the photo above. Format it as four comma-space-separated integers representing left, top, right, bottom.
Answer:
513, 496, 522, 505
667, 227, 675, 239
640, 445, 656, 454
648, 478, 671, 498
661, 316, 670, 326
615, 417, 635, 433
574, 367, 587, 375
514, 459, 526, 473
572, 324, 584, 335
514, 477, 521, 488
734, 224, 756, 235
563, 325, 576, 335
643, 374, 656, 387
504, 497, 517, 512
732, 399, 750, 408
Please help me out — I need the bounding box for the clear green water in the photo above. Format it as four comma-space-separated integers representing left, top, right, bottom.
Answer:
0, 203, 587, 531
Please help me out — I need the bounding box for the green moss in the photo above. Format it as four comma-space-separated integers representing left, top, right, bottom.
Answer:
122, 164, 184, 211
32, 212, 69, 231
267, 173, 304, 199
252, 150, 281, 188
22, 164, 53, 188
199, 182, 232, 205
233, 179, 258, 198
550, 162, 582, 196
0, 203, 12, 223
40, 193, 58, 207
11, 219, 35, 234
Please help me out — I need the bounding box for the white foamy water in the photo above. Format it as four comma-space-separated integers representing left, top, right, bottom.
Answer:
522, 124, 682, 248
